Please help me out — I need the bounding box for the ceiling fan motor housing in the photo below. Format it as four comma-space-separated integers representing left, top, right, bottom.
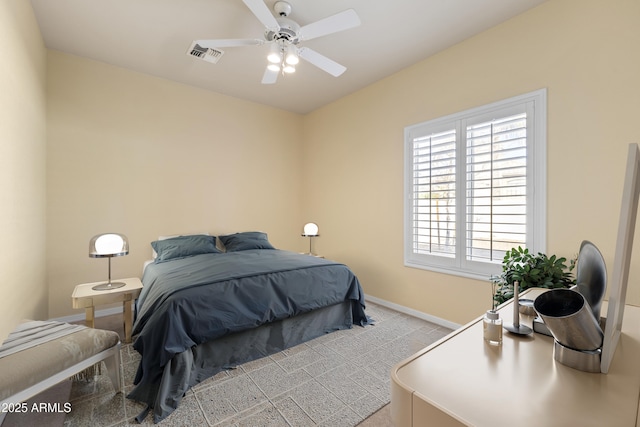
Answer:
264, 17, 300, 43
274, 1, 292, 17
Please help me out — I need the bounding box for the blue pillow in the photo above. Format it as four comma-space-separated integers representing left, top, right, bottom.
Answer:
152, 235, 220, 263
219, 232, 275, 252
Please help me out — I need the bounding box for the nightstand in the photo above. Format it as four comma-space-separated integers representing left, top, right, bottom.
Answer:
300, 253, 325, 258
72, 277, 143, 343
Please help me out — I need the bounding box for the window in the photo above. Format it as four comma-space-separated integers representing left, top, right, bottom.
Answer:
404, 89, 546, 279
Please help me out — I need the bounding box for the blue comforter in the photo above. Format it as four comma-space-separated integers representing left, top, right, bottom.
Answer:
131, 249, 367, 392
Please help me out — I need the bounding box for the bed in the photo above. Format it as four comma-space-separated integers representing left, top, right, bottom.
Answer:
126, 232, 370, 423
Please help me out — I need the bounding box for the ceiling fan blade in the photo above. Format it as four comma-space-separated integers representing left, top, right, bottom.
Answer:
194, 39, 264, 48
297, 47, 346, 77
299, 9, 361, 41
242, 0, 279, 31
261, 66, 279, 84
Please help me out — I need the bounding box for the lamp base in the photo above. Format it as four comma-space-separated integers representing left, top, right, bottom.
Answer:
504, 323, 533, 335
92, 281, 126, 291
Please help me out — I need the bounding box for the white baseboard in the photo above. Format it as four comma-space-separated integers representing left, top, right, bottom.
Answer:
365, 295, 461, 330
50, 304, 132, 324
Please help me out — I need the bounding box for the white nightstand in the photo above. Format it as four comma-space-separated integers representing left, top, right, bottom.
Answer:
72, 277, 143, 343
300, 253, 325, 258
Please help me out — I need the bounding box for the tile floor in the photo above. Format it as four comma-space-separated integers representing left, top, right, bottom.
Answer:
64, 302, 453, 426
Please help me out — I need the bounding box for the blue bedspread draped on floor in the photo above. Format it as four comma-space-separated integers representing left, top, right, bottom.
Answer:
128, 249, 368, 421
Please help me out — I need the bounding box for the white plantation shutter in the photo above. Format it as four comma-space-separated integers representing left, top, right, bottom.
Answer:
466, 113, 527, 262
411, 129, 457, 258
404, 90, 546, 279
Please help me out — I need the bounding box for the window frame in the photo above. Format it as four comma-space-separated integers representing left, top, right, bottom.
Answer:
403, 89, 547, 280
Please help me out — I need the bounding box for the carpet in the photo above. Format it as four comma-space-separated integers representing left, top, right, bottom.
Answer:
62, 302, 451, 426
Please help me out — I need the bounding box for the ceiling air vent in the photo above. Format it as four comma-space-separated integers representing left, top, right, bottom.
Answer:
187, 42, 224, 64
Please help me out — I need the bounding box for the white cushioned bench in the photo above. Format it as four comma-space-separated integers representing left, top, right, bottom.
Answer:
0, 321, 122, 407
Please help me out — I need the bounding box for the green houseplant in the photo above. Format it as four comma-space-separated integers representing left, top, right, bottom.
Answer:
491, 246, 576, 306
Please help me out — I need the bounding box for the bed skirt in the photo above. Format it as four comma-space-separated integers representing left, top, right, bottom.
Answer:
128, 301, 353, 423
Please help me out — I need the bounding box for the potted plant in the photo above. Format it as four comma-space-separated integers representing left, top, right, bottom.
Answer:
491, 246, 576, 306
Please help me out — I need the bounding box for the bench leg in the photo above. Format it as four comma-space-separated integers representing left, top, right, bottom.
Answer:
103, 344, 123, 393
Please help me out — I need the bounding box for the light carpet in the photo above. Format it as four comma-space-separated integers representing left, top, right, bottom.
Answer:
63, 302, 452, 426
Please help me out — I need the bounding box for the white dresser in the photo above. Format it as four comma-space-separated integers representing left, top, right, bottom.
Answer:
391, 288, 640, 426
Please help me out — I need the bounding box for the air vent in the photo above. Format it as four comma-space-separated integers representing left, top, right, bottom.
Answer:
187, 42, 224, 64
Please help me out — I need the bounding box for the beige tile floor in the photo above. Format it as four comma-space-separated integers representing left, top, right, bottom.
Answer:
359, 405, 393, 426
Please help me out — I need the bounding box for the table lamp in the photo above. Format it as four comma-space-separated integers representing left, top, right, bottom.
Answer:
89, 233, 129, 291
302, 222, 319, 255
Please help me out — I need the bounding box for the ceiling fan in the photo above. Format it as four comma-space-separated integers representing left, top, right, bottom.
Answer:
189, 0, 361, 84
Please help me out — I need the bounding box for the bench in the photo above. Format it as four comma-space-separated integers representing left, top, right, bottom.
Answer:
0, 321, 122, 409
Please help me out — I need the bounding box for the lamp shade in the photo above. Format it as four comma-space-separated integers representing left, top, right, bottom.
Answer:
89, 233, 129, 258
285, 45, 299, 65
267, 43, 282, 64
302, 223, 319, 237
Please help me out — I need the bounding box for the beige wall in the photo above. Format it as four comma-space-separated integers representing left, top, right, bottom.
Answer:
0, 0, 48, 341
39, 0, 640, 323
46, 52, 304, 318
303, 0, 640, 324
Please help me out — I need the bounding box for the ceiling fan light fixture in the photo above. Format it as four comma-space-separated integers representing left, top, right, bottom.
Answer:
267, 43, 282, 63
267, 43, 282, 64
283, 64, 296, 73
267, 52, 281, 63
285, 45, 299, 65
267, 63, 280, 72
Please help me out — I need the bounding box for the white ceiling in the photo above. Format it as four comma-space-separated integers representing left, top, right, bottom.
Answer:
30, 0, 546, 114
